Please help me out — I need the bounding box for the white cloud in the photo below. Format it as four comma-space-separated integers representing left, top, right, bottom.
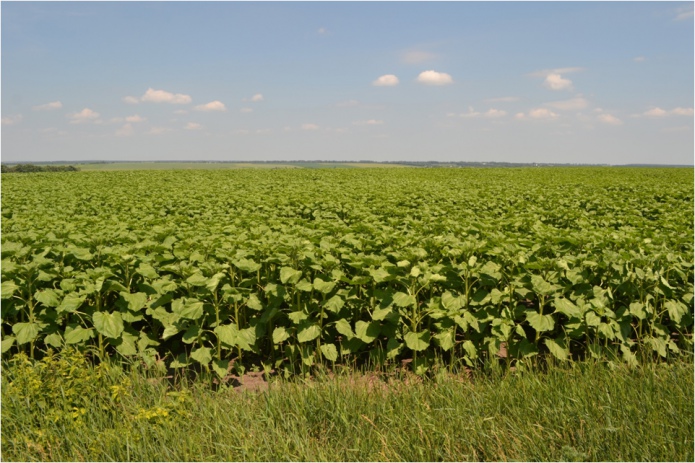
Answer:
147, 126, 173, 135
516, 108, 559, 120
671, 107, 694, 116
234, 129, 251, 135
453, 107, 506, 119
174, 109, 188, 115
317, 27, 328, 34
68, 108, 100, 124
240, 107, 253, 113
123, 96, 139, 105
115, 123, 134, 137
194, 100, 227, 112
353, 119, 384, 125
485, 96, 519, 103
545, 96, 589, 111
125, 114, 146, 123
633, 56, 646, 63
301, 123, 319, 130
597, 114, 623, 126
401, 49, 437, 65
1, 115, 22, 126
643, 107, 668, 117
637, 107, 693, 118
372, 74, 399, 86
185, 122, 202, 130
141, 88, 192, 104
530, 67, 583, 77
544, 73, 573, 91
459, 107, 481, 118
416, 70, 454, 86
251, 93, 264, 102
484, 109, 507, 118
33, 101, 63, 111
256, 128, 272, 134
675, 5, 694, 20
529, 108, 559, 119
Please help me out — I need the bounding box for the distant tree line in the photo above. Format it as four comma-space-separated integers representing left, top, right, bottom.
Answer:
1, 164, 80, 173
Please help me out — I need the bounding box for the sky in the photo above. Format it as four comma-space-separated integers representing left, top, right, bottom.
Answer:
1, 1, 693, 165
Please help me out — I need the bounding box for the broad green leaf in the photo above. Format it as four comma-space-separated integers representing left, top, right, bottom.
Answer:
34, 289, 61, 308
44, 332, 63, 348
57, 293, 86, 314
2, 335, 16, 353
212, 359, 229, 378
114, 331, 138, 356
369, 267, 392, 283
1, 280, 18, 299
629, 302, 647, 320
393, 292, 416, 307
296, 279, 313, 292
186, 272, 208, 287
386, 337, 402, 359
215, 324, 239, 347
462, 340, 478, 359
170, 353, 191, 369
93, 311, 124, 339
136, 263, 159, 279
335, 318, 354, 338
280, 267, 302, 285
404, 330, 430, 352
313, 278, 335, 294
553, 297, 581, 318
525, 311, 555, 333
665, 300, 687, 325
355, 320, 380, 344
190, 347, 212, 365
434, 330, 455, 351
372, 306, 393, 321
12, 322, 40, 345
531, 275, 556, 296
544, 338, 569, 361
247, 293, 264, 311
320, 343, 338, 362
272, 326, 290, 344
323, 295, 345, 313
172, 298, 205, 320
441, 291, 466, 310
182, 325, 200, 344
297, 322, 321, 343
64, 326, 94, 345
120, 292, 148, 312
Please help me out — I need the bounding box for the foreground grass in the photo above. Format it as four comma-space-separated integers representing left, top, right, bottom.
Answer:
2, 351, 693, 461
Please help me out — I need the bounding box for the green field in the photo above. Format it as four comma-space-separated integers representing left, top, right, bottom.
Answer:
2, 167, 692, 372
70, 161, 410, 171
1, 166, 693, 460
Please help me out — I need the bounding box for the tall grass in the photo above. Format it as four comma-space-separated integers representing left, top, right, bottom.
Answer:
2, 350, 693, 461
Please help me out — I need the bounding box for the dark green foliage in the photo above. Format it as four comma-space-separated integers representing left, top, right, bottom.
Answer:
1, 168, 693, 374
1, 164, 79, 173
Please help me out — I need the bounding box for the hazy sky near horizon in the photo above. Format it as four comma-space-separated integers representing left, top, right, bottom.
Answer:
2, 2, 693, 164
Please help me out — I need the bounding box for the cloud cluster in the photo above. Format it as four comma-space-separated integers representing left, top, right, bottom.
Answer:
450, 107, 507, 119
1, 115, 23, 126
194, 100, 227, 112
33, 101, 63, 111
416, 70, 453, 86
353, 119, 384, 125
544, 73, 573, 91
515, 108, 559, 120
301, 123, 319, 130
373, 74, 399, 86
125, 114, 146, 123
185, 122, 202, 130
68, 108, 100, 124
141, 88, 192, 104
639, 107, 694, 117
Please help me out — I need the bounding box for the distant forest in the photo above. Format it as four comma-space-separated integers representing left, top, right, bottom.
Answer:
1, 164, 79, 173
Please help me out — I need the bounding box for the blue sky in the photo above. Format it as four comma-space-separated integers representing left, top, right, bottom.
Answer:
2, 1, 693, 164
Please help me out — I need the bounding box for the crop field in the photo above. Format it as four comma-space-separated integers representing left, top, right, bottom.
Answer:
1, 167, 693, 377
